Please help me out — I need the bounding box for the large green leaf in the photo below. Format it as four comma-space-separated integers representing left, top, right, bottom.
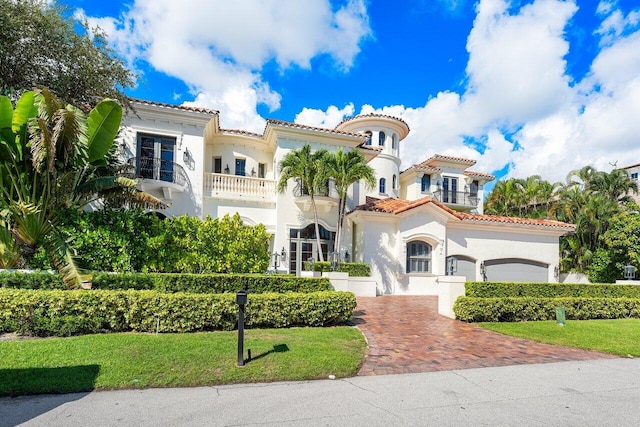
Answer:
12, 91, 36, 133
0, 96, 13, 130
87, 99, 122, 164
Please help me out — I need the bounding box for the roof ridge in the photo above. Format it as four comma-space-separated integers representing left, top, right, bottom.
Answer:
130, 98, 219, 115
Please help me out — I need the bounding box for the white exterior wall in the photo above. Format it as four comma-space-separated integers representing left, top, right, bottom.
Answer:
446, 224, 561, 282
357, 218, 398, 295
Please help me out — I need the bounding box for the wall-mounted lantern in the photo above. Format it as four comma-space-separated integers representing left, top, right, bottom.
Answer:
480, 261, 486, 281
624, 265, 637, 280
447, 257, 457, 276
344, 250, 350, 263
280, 247, 287, 262
224, 164, 230, 174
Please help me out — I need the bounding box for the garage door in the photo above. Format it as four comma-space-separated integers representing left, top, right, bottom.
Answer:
484, 258, 548, 282
447, 256, 476, 281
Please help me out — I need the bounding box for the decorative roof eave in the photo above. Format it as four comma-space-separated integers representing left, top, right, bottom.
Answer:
464, 170, 496, 181
400, 165, 442, 177
219, 128, 263, 138
423, 154, 477, 168
130, 98, 219, 116
265, 119, 367, 139
358, 145, 382, 162
335, 113, 410, 140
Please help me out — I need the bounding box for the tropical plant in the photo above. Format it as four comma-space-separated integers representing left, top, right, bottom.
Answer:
0, 89, 163, 287
325, 148, 375, 253
0, 0, 134, 107
277, 144, 329, 261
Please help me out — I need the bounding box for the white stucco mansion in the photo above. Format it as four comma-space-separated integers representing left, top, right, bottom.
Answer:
118, 99, 574, 296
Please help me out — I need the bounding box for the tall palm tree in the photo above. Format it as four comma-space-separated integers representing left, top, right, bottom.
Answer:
277, 144, 329, 262
325, 148, 375, 255
0, 89, 164, 287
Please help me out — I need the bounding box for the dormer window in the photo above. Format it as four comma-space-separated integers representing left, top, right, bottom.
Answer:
379, 131, 385, 146
421, 175, 431, 193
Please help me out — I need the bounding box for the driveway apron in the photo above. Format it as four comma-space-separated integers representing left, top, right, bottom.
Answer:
354, 296, 617, 376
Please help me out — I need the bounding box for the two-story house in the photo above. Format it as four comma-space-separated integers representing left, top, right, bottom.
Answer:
118, 99, 573, 295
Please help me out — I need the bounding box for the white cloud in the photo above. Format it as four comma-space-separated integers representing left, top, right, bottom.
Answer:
77, 0, 372, 131
295, 103, 355, 128
293, 0, 640, 185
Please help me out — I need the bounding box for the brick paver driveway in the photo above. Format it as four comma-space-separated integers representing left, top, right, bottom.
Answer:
354, 296, 616, 376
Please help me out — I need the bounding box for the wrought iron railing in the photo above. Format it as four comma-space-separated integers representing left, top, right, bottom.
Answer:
432, 190, 479, 207
292, 180, 338, 198
203, 173, 275, 198
128, 157, 188, 187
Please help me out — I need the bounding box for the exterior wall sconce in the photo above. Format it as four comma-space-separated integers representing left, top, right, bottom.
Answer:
224, 164, 230, 174
480, 261, 486, 281
344, 250, 350, 263
447, 257, 457, 276
624, 265, 637, 280
272, 252, 280, 270
251, 167, 256, 177
280, 247, 287, 262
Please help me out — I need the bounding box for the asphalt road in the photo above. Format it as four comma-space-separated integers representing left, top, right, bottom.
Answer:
2, 358, 639, 426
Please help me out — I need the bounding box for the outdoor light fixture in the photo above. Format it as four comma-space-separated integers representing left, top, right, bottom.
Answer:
224, 164, 230, 174
182, 147, 192, 164
331, 251, 339, 271
624, 265, 636, 280
280, 247, 286, 262
272, 251, 280, 270
447, 257, 457, 276
251, 167, 256, 177
344, 250, 350, 263
480, 261, 486, 280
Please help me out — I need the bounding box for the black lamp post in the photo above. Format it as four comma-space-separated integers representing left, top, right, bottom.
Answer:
236, 289, 247, 367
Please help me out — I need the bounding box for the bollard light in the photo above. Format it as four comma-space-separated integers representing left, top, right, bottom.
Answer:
236, 289, 248, 367
624, 265, 636, 280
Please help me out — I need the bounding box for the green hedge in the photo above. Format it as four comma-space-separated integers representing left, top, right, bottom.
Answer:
311, 262, 370, 277
0, 272, 332, 293
0, 289, 356, 336
465, 282, 640, 299
454, 296, 640, 322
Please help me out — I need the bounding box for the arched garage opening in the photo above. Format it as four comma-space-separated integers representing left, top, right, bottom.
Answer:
484, 258, 548, 282
447, 255, 476, 281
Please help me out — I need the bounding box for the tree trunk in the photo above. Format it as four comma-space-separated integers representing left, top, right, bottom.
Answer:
311, 195, 325, 262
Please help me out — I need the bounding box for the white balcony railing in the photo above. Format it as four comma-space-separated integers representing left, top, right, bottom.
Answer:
203, 173, 276, 201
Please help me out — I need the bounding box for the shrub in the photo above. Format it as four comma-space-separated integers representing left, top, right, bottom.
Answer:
465, 282, 640, 299
311, 262, 370, 277
0, 289, 356, 336
0, 272, 332, 294
454, 296, 640, 322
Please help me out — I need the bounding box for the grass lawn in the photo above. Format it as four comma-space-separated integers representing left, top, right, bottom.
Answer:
478, 318, 640, 356
0, 327, 366, 396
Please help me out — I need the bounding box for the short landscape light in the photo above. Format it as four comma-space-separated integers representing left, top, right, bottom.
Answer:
624, 265, 636, 280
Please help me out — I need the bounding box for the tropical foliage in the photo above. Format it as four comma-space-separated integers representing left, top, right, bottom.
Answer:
0, 0, 134, 107
0, 89, 162, 287
278, 144, 330, 261
485, 165, 638, 279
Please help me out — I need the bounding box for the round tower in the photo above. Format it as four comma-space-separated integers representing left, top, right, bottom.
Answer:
335, 114, 409, 199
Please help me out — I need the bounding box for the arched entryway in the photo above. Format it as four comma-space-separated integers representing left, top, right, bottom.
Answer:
288, 224, 335, 275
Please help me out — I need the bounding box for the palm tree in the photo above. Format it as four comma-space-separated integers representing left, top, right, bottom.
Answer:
0, 89, 164, 287
277, 144, 329, 262
325, 148, 375, 255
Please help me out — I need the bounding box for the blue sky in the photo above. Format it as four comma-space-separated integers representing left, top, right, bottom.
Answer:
65, 0, 640, 185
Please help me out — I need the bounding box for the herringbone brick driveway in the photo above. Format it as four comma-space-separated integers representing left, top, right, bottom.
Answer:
354, 296, 617, 376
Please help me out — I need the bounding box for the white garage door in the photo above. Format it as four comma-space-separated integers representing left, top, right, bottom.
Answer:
484, 258, 548, 282
447, 256, 476, 281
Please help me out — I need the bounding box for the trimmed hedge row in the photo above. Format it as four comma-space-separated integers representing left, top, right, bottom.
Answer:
465, 282, 640, 299
0, 272, 332, 294
311, 262, 371, 277
454, 296, 640, 322
0, 289, 356, 336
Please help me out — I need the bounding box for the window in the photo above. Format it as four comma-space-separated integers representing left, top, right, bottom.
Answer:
213, 157, 222, 174
137, 133, 176, 183
632, 172, 638, 181
235, 158, 246, 176
379, 131, 385, 146
443, 176, 458, 203
392, 134, 397, 149
470, 180, 479, 196
406, 241, 432, 273
365, 131, 372, 146
392, 174, 397, 190
421, 175, 431, 193
379, 177, 386, 193
258, 163, 266, 178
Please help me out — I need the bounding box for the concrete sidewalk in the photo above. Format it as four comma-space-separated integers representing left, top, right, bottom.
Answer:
2, 358, 639, 426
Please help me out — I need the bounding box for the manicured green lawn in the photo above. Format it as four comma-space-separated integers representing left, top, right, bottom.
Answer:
478, 319, 640, 356
0, 327, 366, 396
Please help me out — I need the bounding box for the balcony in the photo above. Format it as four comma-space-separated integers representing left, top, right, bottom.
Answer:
432, 190, 479, 210
293, 181, 339, 213
204, 173, 276, 203
128, 157, 188, 199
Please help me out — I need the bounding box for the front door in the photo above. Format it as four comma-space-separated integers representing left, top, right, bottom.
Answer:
288, 224, 335, 275
443, 176, 458, 204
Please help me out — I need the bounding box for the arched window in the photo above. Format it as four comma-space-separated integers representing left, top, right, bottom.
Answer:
421, 175, 431, 193
406, 241, 432, 273
392, 134, 397, 149
379, 131, 386, 146
392, 174, 397, 190
365, 131, 372, 146
379, 177, 386, 193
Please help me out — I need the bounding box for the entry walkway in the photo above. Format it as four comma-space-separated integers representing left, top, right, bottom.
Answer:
354, 296, 616, 376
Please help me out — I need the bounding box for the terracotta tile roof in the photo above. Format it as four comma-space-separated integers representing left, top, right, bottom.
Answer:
350, 197, 574, 230
422, 154, 477, 166
360, 145, 383, 152
220, 128, 263, 138
401, 164, 441, 175
335, 113, 410, 132
464, 170, 496, 180
266, 119, 367, 138
130, 98, 219, 115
